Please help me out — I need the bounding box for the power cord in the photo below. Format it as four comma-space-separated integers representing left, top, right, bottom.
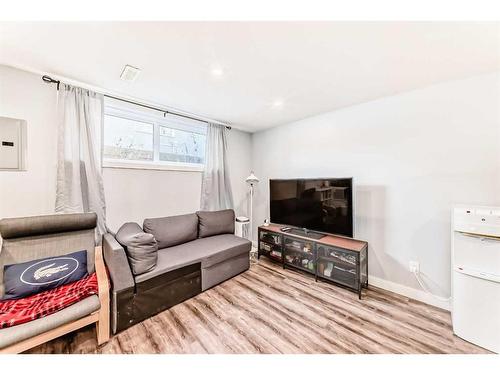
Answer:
411, 269, 451, 302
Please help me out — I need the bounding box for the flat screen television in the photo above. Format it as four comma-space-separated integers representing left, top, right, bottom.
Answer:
270, 178, 353, 237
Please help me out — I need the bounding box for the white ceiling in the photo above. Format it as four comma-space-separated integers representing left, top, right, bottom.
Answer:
0, 22, 499, 132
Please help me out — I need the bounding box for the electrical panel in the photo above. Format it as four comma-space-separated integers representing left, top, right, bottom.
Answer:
0, 116, 27, 171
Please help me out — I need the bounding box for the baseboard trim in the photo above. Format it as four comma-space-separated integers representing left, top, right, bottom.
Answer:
369, 275, 451, 311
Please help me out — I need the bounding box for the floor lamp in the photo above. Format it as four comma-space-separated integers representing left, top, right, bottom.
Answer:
246, 171, 259, 246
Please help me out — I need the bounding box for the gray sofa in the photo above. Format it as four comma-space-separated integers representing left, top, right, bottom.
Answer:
103, 209, 251, 334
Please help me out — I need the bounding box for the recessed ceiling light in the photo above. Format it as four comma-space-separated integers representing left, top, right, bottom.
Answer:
211, 67, 224, 77
272, 99, 284, 108
120, 65, 141, 81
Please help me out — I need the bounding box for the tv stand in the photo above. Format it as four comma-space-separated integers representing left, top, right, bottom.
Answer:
258, 224, 368, 299
285, 227, 325, 240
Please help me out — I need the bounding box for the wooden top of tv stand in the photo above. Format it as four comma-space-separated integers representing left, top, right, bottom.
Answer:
259, 224, 367, 252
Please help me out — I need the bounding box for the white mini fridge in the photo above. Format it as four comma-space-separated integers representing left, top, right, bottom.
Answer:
452, 206, 500, 353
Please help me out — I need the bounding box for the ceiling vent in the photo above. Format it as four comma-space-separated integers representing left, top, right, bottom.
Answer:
120, 65, 141, 81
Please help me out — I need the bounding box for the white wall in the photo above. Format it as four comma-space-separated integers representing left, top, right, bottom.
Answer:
0, 65, 58, 218
102, 168, 202, 232
227, 128, 253, 220
252, 72, 500, 307
0, 65, 252, 232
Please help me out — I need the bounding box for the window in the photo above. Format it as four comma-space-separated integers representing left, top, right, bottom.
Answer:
159, 125, 205, 164
103, 102, 207, 171
104, 115, 154, 161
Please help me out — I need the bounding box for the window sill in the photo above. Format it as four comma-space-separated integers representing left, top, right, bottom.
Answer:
102, 159, 204, 172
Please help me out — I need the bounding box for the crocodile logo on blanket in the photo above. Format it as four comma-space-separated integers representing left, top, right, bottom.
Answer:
33, 263, 69, 280
20, 257, 80, 286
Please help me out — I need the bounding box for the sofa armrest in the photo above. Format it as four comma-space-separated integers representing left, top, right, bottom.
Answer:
95, 246, 110, 344
102, 233, 135, 293
95, 246, 110, 301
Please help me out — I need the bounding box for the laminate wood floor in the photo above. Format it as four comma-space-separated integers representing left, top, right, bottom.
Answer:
27, 257, 489, 354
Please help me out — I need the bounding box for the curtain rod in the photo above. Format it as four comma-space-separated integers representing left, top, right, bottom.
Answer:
41, 75, 231, 130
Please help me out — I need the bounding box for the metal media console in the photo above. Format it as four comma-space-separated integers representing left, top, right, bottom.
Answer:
258, 224, 368, 299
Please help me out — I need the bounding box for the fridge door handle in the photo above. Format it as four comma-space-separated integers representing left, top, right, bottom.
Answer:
454, 266, 500, 283
457, 231, 500, 242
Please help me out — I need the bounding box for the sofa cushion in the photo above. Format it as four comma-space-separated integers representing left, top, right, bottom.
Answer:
0, 295, 100, 349
116, 223, 158, 276
143, 213, 198, 249
200, 235, 250, 268
196, 209, 235, 238
134, 234, 251, 284
2, 250, 88, 300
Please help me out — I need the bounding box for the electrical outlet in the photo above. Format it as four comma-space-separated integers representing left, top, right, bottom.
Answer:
409, 261, 420, 274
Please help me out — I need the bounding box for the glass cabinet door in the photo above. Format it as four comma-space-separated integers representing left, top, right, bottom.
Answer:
316, 244, 358, 288
283, 236, 316, 274
258, 230, 283, 261
259, 240, 283, 261
259, 230, 282, 246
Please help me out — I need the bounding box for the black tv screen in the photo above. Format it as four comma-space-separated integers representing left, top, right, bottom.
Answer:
270, 178, 353, 237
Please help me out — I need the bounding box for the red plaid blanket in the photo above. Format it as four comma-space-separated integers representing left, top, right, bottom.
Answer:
0, 272, 98, 329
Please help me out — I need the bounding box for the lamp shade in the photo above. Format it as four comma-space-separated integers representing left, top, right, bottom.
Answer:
245, 172, 259, 184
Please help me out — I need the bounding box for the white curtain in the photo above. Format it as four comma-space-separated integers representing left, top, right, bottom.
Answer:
55, 84, 107, 241
200, 123, 234, 211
